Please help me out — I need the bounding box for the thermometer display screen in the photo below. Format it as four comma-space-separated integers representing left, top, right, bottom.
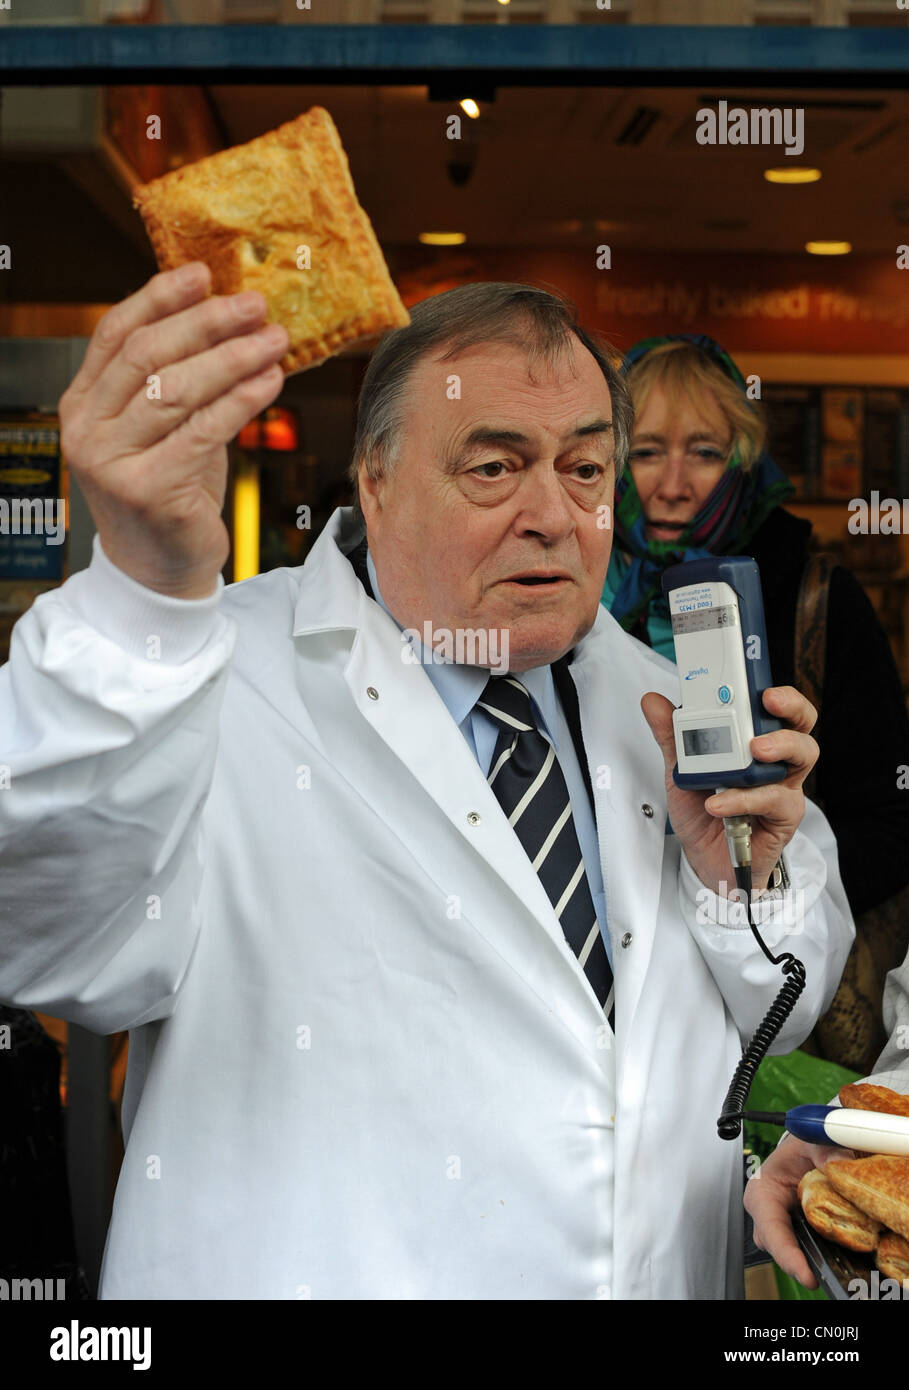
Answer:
683, 726, 733, 757
671, 604, 737, 635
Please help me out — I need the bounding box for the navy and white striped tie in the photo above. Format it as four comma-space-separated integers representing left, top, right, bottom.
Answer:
478, 675, 615, 1028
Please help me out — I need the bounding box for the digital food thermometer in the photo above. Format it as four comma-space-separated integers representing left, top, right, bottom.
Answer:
661, 555, 789, 792
747, 1106, 909, 1158
663, 555, 809, 1142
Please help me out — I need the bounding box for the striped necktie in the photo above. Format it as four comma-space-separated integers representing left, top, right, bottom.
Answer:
478, 675, 615, 1028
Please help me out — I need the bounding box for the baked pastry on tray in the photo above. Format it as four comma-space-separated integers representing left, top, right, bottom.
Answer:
838, 1083, 909, 1119
876, 1230, 909, 1282
797, 1167, 881, 1252
133, 106, 410, 376
825, 1155, 909, 1242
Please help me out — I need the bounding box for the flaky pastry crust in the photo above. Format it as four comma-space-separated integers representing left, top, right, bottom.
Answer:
798, 1167, 881, 1252
825, 1156, 909, 1242
876, 1230, 909, 1282
133, 107, 410, 376
839, 1083, 909, 1119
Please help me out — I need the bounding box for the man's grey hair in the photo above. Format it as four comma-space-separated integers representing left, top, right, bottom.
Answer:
347, 281, 633, 524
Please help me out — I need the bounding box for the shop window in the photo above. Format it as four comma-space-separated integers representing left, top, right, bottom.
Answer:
749, 0, 815, 22
380, 3, 431, 18
461, 1, 545, 21
576, 7, 630, 19
847, 10, 909, 24
222, 0, 281, 20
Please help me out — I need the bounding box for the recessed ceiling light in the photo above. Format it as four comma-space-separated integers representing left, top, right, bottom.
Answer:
764, 168, 822, 184
419, 232, 467, 246
805, 241, 851, 255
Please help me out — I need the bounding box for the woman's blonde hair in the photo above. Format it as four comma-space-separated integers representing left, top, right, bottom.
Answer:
625, 341, 767, 473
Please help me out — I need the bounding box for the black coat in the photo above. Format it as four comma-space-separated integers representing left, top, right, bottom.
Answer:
746, 506, 909, 917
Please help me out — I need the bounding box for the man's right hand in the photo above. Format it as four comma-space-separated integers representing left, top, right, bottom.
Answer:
59, 263, 289, 599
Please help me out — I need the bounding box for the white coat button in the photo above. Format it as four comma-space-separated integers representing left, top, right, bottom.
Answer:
367, 687, 379, 700
467, 811, 481, 826
641, 803, 654, 818
621, 932, 633, 948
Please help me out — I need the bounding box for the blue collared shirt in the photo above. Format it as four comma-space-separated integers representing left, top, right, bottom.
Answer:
365, 550, 611, 965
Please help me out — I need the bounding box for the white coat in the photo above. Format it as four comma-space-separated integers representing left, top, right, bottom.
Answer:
0, 507, 854, 1300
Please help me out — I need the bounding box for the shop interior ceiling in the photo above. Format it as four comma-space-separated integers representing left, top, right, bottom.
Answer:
213, 84, 909, 254
1, 82, 908, 306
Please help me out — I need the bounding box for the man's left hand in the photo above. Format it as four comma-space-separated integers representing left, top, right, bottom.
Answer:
641, 685, 819, 897
744, 1135, 855, 1288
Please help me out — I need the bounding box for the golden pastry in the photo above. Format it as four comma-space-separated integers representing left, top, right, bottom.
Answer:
876, 1230, 909, 1283
838, 1083, 909, 1119
825, 1156, 909, 1241
798, 1167, 881, 1252
133, 107, 410, 376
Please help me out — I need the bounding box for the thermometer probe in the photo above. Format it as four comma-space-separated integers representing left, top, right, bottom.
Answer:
744, 1105, 909, 1158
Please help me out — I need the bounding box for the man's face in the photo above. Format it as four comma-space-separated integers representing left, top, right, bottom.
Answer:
359, 336, 616, 673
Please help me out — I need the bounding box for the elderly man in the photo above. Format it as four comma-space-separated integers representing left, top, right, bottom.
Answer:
0, 266, 852, 1299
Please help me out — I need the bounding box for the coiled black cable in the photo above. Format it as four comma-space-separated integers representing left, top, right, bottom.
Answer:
716, 862, 807, 1141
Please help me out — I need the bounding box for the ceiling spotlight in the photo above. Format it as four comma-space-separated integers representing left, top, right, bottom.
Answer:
764, 168, 822, 184
805, 241, 851, 255
419, 232, 467, 246
460, 99, 480, 119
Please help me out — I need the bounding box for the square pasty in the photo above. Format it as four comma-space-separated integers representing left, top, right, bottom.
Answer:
133, 106, 410, 375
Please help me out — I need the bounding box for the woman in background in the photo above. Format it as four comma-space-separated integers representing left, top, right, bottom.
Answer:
603, 333, 909, 1074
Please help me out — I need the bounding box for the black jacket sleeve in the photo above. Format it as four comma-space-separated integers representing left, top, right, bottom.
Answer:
812, 565, 909, 916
